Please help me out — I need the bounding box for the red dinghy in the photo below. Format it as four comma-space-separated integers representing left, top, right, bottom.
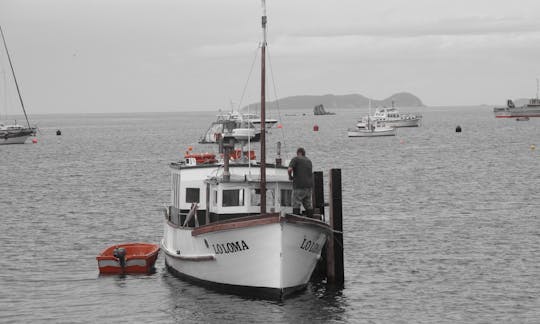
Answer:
96, 243, 160, 274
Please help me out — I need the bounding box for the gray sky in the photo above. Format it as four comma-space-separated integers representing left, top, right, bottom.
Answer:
1, 0, 540, 114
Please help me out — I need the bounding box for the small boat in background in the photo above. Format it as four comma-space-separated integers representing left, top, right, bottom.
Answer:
348, 117, 396, 137
494, 79, 540, 118
96, 243, 159, 275
356, 101, 422, 128
347, 125, 396, 137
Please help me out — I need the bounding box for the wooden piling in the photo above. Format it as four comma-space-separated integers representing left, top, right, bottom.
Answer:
327, 168, 344, 285
312, 171, 325, 220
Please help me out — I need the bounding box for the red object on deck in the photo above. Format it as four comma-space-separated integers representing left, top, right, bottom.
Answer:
313, 125, 319, 131
230, 149, 256, 160
185, 152, 218, 164
96, 243, 159, 274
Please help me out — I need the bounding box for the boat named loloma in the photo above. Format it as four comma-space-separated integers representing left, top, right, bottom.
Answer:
162, 0, 331, 299
162, 155, 331, 298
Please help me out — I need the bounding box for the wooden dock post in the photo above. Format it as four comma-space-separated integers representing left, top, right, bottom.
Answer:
327, 168, 344, 285
312, 171, 325, 220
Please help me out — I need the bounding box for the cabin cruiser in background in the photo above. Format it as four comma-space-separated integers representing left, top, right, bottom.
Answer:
357, 106, 421, 128
493, 99, 540, 118
199, 110, 278, 144
494, 79, 540, 118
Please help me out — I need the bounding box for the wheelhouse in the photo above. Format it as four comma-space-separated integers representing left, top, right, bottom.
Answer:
167, 161, 293, 227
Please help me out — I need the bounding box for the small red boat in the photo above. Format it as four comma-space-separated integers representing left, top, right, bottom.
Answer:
96, 243, 160, 274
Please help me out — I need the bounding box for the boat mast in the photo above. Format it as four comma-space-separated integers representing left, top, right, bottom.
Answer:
0, 25, 31, 128
536, 78, 540, 100
260, 0, 267, 214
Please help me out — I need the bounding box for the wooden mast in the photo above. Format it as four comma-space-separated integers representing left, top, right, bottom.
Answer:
0, 25, 32, 129
260, 0, 267, 214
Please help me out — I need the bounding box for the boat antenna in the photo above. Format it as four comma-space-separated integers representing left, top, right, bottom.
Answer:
0, 25, 31, 129
259, 0, 267, 214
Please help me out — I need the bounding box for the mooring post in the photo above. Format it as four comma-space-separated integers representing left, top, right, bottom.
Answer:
313, 171, 325, 220
327, 168, 344, 285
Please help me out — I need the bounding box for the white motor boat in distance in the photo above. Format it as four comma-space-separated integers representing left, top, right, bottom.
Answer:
199, 111, 277, 144
493, 79, 540, 118
356, 106, 421, 128
348, 116, 396, 137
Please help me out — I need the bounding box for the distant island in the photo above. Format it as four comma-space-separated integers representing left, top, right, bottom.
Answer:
241, 92, 424, 112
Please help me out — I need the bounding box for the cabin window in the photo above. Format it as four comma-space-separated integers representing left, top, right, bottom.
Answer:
250, 188, 275, 207
280, 189, 293, 207
185, 188, 200, 203
222, 189, 244, 207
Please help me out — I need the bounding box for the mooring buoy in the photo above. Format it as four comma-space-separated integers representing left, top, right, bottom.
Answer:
455, 125, 462, 133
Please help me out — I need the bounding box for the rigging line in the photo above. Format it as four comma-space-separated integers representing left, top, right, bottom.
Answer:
235, 45, 260, 113
265, 47, 287, 153
0, 25, 31, 129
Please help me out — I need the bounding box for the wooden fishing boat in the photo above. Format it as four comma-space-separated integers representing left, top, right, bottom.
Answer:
96, 243, 160, 275
161, 0, 332, 299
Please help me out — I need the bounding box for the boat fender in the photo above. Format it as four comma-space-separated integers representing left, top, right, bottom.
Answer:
113, 247, 127, 268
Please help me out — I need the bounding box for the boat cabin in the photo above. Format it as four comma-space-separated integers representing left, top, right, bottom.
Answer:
167, 159, 293, 227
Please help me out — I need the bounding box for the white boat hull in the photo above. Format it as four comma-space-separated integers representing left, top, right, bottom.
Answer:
348, 128, 396, 137
493, 108, 540, 118
385, 118, 420, 127
357, 118, 420, 128
162, 214, 330, 298
0, 134, 31, 145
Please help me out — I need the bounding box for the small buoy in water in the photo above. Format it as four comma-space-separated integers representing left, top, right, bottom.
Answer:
313, 125, 319, 131
277, 124, 282, 129
32, 138, 38, 144
531, 144, 536, 150
56, 129, 61, 136
188, 146, 193, 151
455, 125, 462, 133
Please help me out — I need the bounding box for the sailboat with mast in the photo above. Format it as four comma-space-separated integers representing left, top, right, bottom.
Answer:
161, 1, 331, 298
0, 25, 36, 145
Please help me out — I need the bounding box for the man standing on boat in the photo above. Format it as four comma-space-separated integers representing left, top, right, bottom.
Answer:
288, 147, 314, 217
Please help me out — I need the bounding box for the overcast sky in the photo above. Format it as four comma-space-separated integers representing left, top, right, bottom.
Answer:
1, 0, 540, 114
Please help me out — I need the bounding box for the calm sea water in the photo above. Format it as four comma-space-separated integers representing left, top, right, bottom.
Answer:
1, 106, 539, 323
